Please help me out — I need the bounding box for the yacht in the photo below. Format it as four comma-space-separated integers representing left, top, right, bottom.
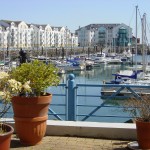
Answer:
101, 69, 150, 97
92, 53, 110, 64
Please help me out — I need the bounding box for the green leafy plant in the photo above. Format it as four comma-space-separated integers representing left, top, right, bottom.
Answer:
0, 60, 60, 136
10, 60, 60, 96
122, 95, 150, 122
0, 60, 60, 102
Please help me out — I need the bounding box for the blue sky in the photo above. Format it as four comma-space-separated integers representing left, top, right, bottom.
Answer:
1, 0, 150, 38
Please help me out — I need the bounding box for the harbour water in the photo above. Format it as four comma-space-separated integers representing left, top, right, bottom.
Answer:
48, 55, 150, 123
4, 55, 150, 123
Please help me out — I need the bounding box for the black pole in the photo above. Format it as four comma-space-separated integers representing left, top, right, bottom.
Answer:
96, 45, 97, 52
6, 47, 9, 57
56, 48, 58, 58
62, 47, 64, 60
88, 47, 90, 58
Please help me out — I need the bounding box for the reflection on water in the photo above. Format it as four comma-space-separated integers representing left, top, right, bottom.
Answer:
60, 63, 128, 84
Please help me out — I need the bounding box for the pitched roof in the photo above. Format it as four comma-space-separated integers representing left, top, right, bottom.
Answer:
1, 20, 22, 25
76, 23, 120, 31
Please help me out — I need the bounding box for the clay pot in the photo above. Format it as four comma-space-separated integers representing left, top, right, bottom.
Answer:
12, 93, 52, 145
136, 120, 150, 149
0, 123, 14, 150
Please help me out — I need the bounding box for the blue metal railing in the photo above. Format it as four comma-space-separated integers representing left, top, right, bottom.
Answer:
1, 73, 150, 123
48, 73, 150, 122
48, 83, 67, 120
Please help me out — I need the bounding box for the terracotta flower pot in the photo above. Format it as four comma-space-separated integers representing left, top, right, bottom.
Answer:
136, 120, 150, 149
0, 123, 14, 150
11, 93, 52, 146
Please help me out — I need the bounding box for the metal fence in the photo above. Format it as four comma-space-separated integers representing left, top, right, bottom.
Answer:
48, 74, 150, 122
1, 73, 150, 122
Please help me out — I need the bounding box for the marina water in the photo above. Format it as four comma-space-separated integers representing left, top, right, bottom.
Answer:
48, 55, 150, 123
4, 55, 150, 123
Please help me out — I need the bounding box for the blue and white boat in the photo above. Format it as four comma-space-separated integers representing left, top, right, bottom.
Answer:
101, 69, 150, 97
55, 58, 85, 71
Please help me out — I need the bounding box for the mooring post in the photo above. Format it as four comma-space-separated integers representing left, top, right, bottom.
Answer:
67, 74, 76, 121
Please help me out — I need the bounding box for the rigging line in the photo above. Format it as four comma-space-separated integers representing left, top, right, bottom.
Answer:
137, 7, 143, 37
137, 7, 142, 21
146, 22, 150, 44
129, 7, 136, 26
133, 20, 141, 37
128, 6, 136, 47
137, 21, 141, 33
146, 22, 150, 34
132, 6, 141, 38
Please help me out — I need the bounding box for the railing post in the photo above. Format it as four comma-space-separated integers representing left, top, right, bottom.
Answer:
67, 74, 76, 121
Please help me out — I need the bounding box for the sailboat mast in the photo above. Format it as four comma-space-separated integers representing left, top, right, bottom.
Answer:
142, 13, 147, 73
135, 5, 138, 73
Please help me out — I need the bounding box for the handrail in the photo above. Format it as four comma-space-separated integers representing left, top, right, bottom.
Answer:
48, 74, 150, 122
2, 74, 150, 123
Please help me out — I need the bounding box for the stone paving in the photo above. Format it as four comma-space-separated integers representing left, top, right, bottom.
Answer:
10, 135, 131, 150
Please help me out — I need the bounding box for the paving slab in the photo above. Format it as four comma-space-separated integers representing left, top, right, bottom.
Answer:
10, 134, 131, 150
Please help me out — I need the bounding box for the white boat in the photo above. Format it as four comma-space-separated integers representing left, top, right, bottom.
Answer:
55, 59, 85, 71
101, 69, 150, 98
92, 52, 123, 65
107, 57, 122, 64
92, 53, 110, 64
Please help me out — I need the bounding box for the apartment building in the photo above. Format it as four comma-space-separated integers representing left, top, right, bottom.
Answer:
75, 23, 132, 48
0, 20, 78, 50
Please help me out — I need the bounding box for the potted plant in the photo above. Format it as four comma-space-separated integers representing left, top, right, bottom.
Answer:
0, 122, 14, 150
0, 60, 60, 146
122, 95, 150, 149
0, 72, 14, 150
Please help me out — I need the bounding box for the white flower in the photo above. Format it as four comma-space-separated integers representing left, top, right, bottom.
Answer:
0, 91, 5, 97
0, 72, 9, 80
0, 71, 33, 102
8, 79, 22, 93
22, 81, 32, 92
0, 91, 11, 102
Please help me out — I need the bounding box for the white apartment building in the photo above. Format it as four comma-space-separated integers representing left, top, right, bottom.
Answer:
0, 20, 78, 50
75, 23, 132, 48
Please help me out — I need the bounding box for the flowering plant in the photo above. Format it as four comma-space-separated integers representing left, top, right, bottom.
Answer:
0, 60, 60, 102
0, 71, 31, 119
0, 72, 31, 102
